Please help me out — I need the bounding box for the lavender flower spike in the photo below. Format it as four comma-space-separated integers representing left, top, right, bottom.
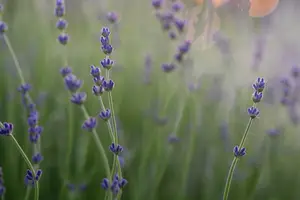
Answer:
222, 78, 266, 200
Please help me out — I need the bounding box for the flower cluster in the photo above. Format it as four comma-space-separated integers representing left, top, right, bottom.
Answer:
151, 0, 192, 72
0, 167, 5, 197
0, 122, 13, 136
24, 169, 43, 187
152, 0, 185, 38
55, 0, 69, 45
101, 174, 127, 196
26, 104, 43, 144
233, 78, 266, 157
61, 66, 86, 105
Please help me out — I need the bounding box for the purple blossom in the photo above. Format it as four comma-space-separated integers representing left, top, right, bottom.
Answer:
152, 0, 163, 9
0, 21, 8, 34
64, 74, 83, 92
0, 122, 13, 136
56, 18, 68, 30
233, 146, 246, 157
57, 33, 69, 45
247, 107, 260, 118
106, 12, 118, 23
82, 117, 97, 132
99, 109, 111, 121
60, 67, 72, 77
70, 92, 87, 105
161, 63, 176, 72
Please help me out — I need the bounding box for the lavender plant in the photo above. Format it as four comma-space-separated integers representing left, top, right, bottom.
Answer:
222, 77, 266, 200
56, 1, 127, 199
0, 4, 42, 200
0, 122, 40, 200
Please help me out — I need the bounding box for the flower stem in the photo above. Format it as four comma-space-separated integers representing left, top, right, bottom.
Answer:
9, 134, 39, 200
3, 34, 41, 199
80, 105, 111, 180
222, 117, 254, 200
98, 96, 115, 142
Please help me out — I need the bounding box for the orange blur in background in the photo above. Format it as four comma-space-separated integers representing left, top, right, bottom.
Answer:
193, 0, 279, 17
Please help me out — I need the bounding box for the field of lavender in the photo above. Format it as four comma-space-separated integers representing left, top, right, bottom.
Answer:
1, 0, 300, 200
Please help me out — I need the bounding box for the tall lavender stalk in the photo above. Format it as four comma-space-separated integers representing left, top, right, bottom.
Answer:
53, 2, 75, 199
0, 122, 40, 200
222, 78, 266, 200
0, 5, 41, 200
98, 26, 127, 200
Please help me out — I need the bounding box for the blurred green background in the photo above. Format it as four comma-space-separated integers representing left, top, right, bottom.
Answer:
1, 0, 300, 200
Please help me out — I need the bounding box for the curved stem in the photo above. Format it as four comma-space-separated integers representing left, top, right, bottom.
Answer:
3, 33, 40, 200
80, 105, 111, 179
10, 134, 39, 200
222, 117, 254, 200
24, 188, 31, 200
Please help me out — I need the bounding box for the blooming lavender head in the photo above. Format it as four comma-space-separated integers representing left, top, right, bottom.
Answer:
82, 117, 97, 132
247, 107, 260, 119
99, 109, 111, 121
174, 18, 185, 33
101, 57, 114, 70
56, 18, 68, 30
109, 143, 123, 155
60, 66, 72, 77
64, 74, 83, 92
252, 78, 265, 92
70, 92, 87, 105
152, 0, 163, 9
106, 12, 118, 24
103, 79, 115, 91
32, 153, 44, 164
101, 174, 127, 195
18, 83, 31, 94
58, 33, 69, 45
233, 146, 246, 157
24, 169, 42, 186
90, 65, 101, 77
161, 63, 176, 72
0, 122, 13, 136
172, 2, 184, 12
55, 0, 65, 17
0, 21, 7, 34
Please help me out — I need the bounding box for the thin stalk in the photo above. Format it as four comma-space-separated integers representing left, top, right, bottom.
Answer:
9, 134, 39, 200
79, 105, 111, 179
177, 97, 198, 200
222, 117, 254, 200
24, 188, 31, 200
3, 34, 40, 199
98, 96, 115, 142
98, 96, 117, 180
58, 42, 74, 200
105, 69, 123, 200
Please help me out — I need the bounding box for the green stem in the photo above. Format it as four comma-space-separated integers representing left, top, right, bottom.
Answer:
98, 96, 115, 142
222, 117, 254, 200
9, 134, 39, 200
106, 69, 123, 200
79, 105, 111, 180
178, 98, 198, 200
24, 188, 31, 200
